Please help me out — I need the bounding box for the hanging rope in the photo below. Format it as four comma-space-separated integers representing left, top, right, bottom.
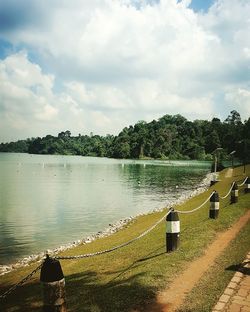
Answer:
220, 182, 235, 199
238, 176, 248, 187
56, 210, 171, 260
175, 192, 214, 214
0, 263, 43, 301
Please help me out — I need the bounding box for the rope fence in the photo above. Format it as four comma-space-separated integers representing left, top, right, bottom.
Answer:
238, 176, 248, 187
56, 210, 171, 260
0, 263, 42, 300
220, 181, 235, 199
0, 175, 249, 308
175, 192, 215, 214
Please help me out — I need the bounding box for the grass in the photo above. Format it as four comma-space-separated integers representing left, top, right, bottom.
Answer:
177, 217, 250, 312
0, 165, 249, 312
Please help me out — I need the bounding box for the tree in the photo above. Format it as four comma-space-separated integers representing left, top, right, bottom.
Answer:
205, 130, 221, 153
0, 111, 247, 162
225, 110, 242, 126
223, 111, 243, 153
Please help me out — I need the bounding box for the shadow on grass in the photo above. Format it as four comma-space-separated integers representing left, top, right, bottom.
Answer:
0, 280, 43, 312
226, 260, 250, 275
1, 270, 157, 312
65, 246, 167, 311
105, 245, 166, 285
66, 270, 159, 312
0, 247, 167, 312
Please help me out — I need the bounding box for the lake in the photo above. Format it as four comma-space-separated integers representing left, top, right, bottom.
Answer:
0, 153, 211, 265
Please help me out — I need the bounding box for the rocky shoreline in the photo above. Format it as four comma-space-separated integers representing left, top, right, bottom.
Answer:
0, 172, 213, 276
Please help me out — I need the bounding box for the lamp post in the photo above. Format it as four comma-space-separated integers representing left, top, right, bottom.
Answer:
237, 140, 246, 174
211, 147, 223, 185
229, 150, 236, 169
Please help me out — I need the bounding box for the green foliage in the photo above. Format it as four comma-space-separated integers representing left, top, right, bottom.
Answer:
1, 111, 249, 161
0, 139, 29, 153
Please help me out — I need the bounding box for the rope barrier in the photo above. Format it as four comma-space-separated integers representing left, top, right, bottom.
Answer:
1, 174, 248, 302
238, 176, 248, 187
56, 179, 240, 260
0, 262, 43, 301
220, 182, 235, 199
56, 210, 171, 260
175, 192, 214, 214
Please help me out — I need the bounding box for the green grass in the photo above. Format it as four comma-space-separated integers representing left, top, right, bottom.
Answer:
0, 165, 249, 312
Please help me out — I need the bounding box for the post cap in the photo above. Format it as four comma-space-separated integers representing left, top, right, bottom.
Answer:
166, 209, 179, 221
210, 191, 219, 202
40, 256, 64, 282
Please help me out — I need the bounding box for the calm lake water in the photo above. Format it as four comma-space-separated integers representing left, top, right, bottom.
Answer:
0, 153, 211, 264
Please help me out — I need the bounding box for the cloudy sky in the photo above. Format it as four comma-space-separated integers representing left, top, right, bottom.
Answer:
0, 0, 250, 142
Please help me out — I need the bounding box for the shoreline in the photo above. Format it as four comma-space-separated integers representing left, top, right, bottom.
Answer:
0, 171, 213, 276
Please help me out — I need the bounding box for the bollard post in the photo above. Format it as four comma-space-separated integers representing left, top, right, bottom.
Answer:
209, 191, 219, 219
166, 209, 180, 253
245, 177, 250, 193
40, 255, 67, 312
231, 182, 238, 204
210, 173, 217, 186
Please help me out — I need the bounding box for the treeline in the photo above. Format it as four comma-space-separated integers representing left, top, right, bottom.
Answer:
1, 110, 249, 161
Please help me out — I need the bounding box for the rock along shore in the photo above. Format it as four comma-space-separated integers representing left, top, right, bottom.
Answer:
0, 172, 213, 276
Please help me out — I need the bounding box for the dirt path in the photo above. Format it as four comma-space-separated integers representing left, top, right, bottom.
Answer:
225, 168, 233, 178
139, 209, 250, 312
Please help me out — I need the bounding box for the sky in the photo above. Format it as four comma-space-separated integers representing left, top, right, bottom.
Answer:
0, 0, 250, 142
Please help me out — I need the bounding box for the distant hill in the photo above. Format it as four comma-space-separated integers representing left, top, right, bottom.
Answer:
1, 110, 249, 161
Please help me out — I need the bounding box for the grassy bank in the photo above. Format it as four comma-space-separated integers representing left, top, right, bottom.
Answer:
0, 165, 249, 312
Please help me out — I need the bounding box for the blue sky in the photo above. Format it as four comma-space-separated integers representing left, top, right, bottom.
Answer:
189, 0, 215, 12
0, 0, 249, 142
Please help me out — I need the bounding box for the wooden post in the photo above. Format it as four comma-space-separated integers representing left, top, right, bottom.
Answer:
40, 255, 67, 312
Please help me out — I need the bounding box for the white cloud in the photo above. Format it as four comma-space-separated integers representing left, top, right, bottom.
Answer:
0, 0, 250, 141
0, 52, 59, 140
224, 87, 250, 119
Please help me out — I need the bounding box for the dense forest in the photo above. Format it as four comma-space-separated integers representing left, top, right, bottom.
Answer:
0, 110, 249, 162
